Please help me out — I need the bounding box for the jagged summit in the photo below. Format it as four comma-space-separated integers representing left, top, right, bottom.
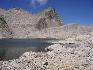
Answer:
42, 7, 56, 14
36, 7, 64, 26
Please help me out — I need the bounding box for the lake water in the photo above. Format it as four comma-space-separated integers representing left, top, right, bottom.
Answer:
0, 38, 56, 60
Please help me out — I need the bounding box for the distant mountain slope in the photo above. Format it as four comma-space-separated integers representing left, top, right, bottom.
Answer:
0, 7, 64, 38
37, 24, 93, 39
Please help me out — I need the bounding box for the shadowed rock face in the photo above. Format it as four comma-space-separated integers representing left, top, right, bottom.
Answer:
35, 18, 48, 30
0, 7, 64, 39
0, 15, 13, 38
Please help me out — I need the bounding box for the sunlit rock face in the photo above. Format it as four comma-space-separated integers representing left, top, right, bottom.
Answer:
0, 7, 63, 39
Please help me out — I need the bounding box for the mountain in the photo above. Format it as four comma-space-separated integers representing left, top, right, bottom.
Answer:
0, 8, 93, 39
0, 7, 64, 39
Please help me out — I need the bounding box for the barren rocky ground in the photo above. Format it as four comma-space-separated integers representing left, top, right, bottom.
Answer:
0, 31, 93, 70
0, 8, 93, 70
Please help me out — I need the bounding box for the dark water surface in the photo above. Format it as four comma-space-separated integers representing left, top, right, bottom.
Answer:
0, 38, 56, 60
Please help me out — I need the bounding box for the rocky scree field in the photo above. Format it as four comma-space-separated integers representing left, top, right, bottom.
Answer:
0, 32, 93, 70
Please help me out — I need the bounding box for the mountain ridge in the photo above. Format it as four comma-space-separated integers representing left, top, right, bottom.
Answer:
0, 7, 64, 39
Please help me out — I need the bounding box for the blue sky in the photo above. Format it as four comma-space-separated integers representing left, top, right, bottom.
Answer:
0, 0, 93, 25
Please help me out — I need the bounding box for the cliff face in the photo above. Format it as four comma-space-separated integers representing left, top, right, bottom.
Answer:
0, 8, 64, 38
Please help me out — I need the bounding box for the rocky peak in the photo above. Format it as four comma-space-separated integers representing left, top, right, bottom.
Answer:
35, 7, 64, 30
39, 7, 64, 25
45, 7, 57, 19
7, 8, 29, 14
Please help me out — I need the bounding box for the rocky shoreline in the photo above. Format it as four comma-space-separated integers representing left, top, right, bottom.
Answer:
0, 32, 93, 70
